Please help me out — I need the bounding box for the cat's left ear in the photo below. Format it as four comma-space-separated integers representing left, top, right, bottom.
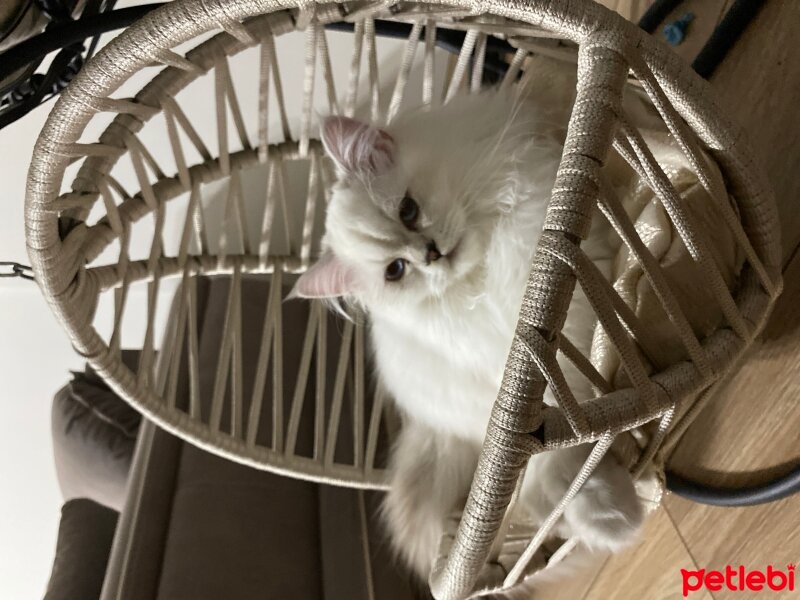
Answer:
321, 116, 395, 176
288, 251, 361, 299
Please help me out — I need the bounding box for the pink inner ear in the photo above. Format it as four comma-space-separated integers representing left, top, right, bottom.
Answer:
321, 116, 395, 175
289, 252, 360, 299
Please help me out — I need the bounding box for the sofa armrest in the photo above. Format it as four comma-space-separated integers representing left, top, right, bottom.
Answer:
45, 499, 118, 600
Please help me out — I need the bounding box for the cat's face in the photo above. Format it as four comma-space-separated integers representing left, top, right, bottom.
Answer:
292, 115, 494, 308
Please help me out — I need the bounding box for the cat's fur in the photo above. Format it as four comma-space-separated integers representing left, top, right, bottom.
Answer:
291, 88, 643, 584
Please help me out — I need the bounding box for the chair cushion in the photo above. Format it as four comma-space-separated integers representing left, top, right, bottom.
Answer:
154, 276, 421, 599
44, 499, 119, 600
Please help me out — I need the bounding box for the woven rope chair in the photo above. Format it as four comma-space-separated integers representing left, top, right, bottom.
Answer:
25, 0, 782, 597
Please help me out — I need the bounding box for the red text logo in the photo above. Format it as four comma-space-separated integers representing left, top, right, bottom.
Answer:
681, 565, 795, 596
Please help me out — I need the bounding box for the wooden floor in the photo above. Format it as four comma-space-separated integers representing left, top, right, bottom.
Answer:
545, 2, 800, 599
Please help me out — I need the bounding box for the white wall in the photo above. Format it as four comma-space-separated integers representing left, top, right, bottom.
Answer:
0, 99, 80, 598
0, 4, 448, 597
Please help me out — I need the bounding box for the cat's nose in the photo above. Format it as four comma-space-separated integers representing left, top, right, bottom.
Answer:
425, 241, 442, 264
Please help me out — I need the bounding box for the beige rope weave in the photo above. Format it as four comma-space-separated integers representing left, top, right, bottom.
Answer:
24, 1, 781, 598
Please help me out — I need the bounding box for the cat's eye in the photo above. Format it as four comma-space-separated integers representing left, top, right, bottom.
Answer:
385, 258, 406, 281
399, 195, 419, 230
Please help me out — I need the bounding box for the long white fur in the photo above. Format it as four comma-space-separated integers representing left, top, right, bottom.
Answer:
293, 87, 643, 589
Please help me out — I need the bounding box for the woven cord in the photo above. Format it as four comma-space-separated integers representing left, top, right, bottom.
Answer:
429, 39, 629, 600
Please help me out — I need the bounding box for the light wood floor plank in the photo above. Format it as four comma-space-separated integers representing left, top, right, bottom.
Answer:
664, 493, 800, 600
707, 0, 800, 259
584, 507, 713, 600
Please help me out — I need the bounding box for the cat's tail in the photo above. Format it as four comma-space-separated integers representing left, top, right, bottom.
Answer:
381, 419, 481, 579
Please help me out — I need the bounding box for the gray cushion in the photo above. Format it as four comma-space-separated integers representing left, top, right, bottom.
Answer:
156, 277, 420, 599
156, 278, 328, 600
157, 445, 324, 600
51, 353, 142, 510
103, 277, 421, 599
44, 499, 119, 600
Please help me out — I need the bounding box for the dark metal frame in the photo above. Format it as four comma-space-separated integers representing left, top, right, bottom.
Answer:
0, 1, 514, 131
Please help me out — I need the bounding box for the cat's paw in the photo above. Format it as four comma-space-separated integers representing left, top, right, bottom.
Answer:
563, 458, 643, 554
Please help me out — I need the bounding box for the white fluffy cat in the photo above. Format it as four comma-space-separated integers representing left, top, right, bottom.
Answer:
291, 87, 643, 583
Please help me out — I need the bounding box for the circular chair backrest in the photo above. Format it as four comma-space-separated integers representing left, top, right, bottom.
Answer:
25, 1, 781, 597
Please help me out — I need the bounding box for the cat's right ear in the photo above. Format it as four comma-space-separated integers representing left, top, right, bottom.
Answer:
321, 116, 395, 176
288, 251, 360, 299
